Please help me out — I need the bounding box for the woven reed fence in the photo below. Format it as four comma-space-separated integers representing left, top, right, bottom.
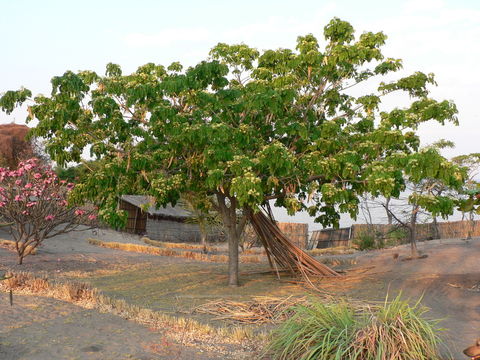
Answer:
311, 220, 480, 248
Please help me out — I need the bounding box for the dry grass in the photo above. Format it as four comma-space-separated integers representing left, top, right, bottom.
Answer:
88, 238, 263, 263
2, 272, 98, 307
195, 296, 308, 324
142, 237, 220, 253
306, 246, 356, 256
0, 271, 265, 350
0, 239, 37, 255
242, 248, 266, 255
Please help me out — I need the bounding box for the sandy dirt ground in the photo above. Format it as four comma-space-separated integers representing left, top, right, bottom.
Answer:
0, 292, 230, 360
0, 228, 479, 359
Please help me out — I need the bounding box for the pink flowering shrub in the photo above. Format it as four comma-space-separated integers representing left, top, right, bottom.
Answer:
0, 158, 97, 264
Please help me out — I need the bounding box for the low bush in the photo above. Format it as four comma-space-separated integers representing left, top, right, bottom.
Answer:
267, 294, 443, 360
385, 228, 408, 247
352, 233, 376, 250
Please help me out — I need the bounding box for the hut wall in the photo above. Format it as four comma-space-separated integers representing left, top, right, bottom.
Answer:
146, 217, 202, 242
118, 199, 147, 234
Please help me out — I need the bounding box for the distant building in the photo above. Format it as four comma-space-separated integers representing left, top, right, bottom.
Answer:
119, 195, 202, 242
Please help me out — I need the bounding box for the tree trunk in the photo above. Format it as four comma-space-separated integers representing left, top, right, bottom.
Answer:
226, 226, 239, 286
432, 216, 440, 239
200, 232, 207, 253
199, 223, 208, 253
385, 197, 393, 225
216, 192, 245, 287
467, 211, 475, 239
17, 254, 23, 265
409, 206, 419, 258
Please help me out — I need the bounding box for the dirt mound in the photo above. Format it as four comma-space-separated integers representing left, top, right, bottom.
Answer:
0, 123, 33, 168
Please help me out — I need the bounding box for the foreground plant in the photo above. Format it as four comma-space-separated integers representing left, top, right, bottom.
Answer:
267, 295, 443, 360
0, 158, 96, 264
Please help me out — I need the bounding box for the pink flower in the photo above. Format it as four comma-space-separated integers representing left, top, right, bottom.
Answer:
45, 215, 55, 221
24, 183, 33, 189
15, 179, 22, 186
0, 202, 5, 207
33, 173, 42, 179
58, 199, 68, 206
60, 180, 66, 185
88, 214, 97, 221
14, 195, 22, 201
74, 209, 85, 216
22, 210, 29, 215
67, 183, 75, 190
26, 201, 37, 207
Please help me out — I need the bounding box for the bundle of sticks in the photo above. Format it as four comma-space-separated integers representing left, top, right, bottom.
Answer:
195, 296, 307, 324
247, 208, 340, 285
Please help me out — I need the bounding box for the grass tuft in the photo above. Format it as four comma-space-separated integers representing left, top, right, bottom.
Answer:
267, 294, 443, 360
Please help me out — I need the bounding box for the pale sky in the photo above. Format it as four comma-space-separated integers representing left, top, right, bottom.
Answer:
1, 0, 479, 230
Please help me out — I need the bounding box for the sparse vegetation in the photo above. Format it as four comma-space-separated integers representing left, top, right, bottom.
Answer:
352, 232, 377, 250
385, 228, 408, 247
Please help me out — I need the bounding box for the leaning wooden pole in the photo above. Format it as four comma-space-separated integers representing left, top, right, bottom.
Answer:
246, 209, 340, 283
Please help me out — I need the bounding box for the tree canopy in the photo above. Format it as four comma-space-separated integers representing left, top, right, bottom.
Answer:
0, 18, 465, 285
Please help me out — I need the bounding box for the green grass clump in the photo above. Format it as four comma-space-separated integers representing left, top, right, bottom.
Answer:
267, 295, 443, 360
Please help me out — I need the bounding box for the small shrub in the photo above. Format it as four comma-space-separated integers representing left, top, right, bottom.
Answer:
267, 294, 443, 360
267, 301, 357, 359
385, 228, 408, 247
352, 233, 376, 250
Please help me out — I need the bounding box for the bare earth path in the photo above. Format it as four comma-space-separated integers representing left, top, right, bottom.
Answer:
0, 293, 227, 360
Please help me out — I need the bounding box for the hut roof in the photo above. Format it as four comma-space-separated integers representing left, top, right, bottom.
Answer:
120, 195, 192, 220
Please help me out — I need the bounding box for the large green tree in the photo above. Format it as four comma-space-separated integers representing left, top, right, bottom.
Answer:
1, 19, 464, 285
